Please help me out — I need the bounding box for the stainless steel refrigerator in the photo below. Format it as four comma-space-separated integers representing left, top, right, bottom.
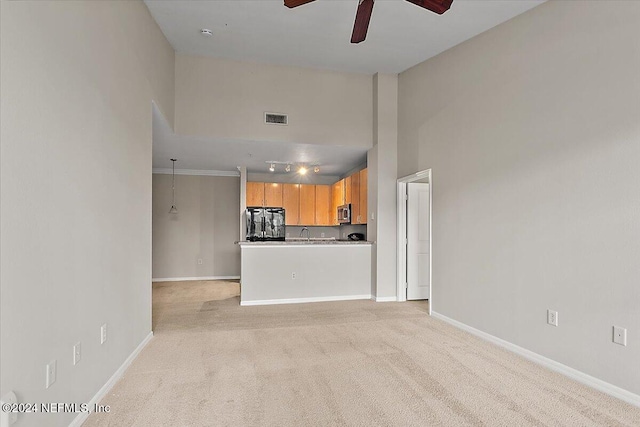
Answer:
246, 207, 286, 241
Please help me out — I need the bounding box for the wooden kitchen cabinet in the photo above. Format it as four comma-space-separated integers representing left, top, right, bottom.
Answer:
264, 182, 283, 207
246, 182, 265, 207
344, 176, 352, 204
351, 171, 360, 224
331, 180, 344, 225
299, 184, 316, 225
282, 184, 300, 225
315, 185, 331, 225
359, 168, 367, 224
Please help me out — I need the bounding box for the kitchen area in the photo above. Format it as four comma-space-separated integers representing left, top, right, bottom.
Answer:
239, 167, 373, 305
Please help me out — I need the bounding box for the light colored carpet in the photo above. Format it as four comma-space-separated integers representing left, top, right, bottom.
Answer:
84, 280, 640, 426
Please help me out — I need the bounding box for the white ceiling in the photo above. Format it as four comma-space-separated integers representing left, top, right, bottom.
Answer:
145, 0, 545, 74
152, 106, 368, 176
149, 0, 544, 175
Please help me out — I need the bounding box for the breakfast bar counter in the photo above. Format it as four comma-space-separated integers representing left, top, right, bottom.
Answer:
237, 240, 372, 306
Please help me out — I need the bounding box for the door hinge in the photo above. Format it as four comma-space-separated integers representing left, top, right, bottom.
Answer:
405, 194, 408, 201
405, 238, 408, 245
405, 282, 408, 289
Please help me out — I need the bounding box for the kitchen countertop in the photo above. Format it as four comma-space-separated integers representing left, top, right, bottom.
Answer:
236, 240, 372, 245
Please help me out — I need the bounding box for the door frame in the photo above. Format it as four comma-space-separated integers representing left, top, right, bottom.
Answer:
397, 169, 432, 314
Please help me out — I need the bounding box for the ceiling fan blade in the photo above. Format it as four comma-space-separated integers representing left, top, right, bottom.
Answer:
351, 0, 375, 44
405, 0, 453, 15
284, 0, 316, 8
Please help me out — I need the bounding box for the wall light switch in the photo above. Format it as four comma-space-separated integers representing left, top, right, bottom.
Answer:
197, 258, 203, 265
371, 213, 375, 220
73, 342, 82, 365
547, 309, 558, 327
613, 326, 627, 346
45, 360, 57, 389
1, 391, 18, 426
100, 324, 107, 344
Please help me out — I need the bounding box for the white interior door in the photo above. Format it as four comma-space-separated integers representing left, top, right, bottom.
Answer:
407, 183, 430, 300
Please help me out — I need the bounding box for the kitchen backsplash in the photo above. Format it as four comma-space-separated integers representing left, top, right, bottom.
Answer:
287, 224, 366, 240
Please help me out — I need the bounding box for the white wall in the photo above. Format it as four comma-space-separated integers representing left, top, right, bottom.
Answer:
398, 0, 640, 395
175, 54, 373, 148
152, 174, 240, 280
0, 2, 175, 426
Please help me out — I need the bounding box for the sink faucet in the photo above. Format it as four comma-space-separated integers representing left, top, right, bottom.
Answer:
299, 227, 310, 240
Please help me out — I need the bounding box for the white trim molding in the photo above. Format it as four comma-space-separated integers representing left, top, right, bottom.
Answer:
373, 296, 398, 302
153, 168, 240, 177
397, 169, 432, 312
431, 312, 640, 408
241, 294, 371, 306
69, 332, 153, 427
152, 276, 240, 282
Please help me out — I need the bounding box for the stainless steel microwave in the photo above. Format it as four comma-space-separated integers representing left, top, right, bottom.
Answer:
337, 204, 351, 224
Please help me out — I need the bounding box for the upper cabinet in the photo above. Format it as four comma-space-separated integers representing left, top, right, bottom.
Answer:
246, 174, 365, 226
344, 176, 352, 204
329, 168, 367, 224
246, 182, 265, 207
247, 182, 283, 207
315, 185, 332, 226
331, 180, 344, 225
348, 168, 367, 224
357, 168, 367, 224
351, 171, 360, 225
299, 184, 316, 225
264, 182, 283, 207
282, 184, 300, 226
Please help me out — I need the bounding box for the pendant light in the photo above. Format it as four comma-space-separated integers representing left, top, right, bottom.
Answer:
169, 159, 178, 214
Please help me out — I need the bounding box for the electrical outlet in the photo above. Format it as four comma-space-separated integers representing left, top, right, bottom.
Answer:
291, 272, 296, 280
613, 326, 627, 346
197, 258, 203, 265
547, 309, 558, 327
100, 324, 107, 344
321, 232, 325, 238
1, 391, 18, 426
73, 342, 82, 365
45, 360, 57, 389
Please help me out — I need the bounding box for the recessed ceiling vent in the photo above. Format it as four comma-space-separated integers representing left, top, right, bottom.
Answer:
265, 112, 288, 125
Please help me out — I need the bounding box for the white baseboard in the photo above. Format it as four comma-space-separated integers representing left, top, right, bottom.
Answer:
241, 294, 371, 306
68, 332, 153, 427
431, 312, 640, 408
152, 275, 240, 282
373, 296, 397, 302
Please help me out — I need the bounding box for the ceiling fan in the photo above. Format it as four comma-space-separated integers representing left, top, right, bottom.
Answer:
284, 0, 454, 44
